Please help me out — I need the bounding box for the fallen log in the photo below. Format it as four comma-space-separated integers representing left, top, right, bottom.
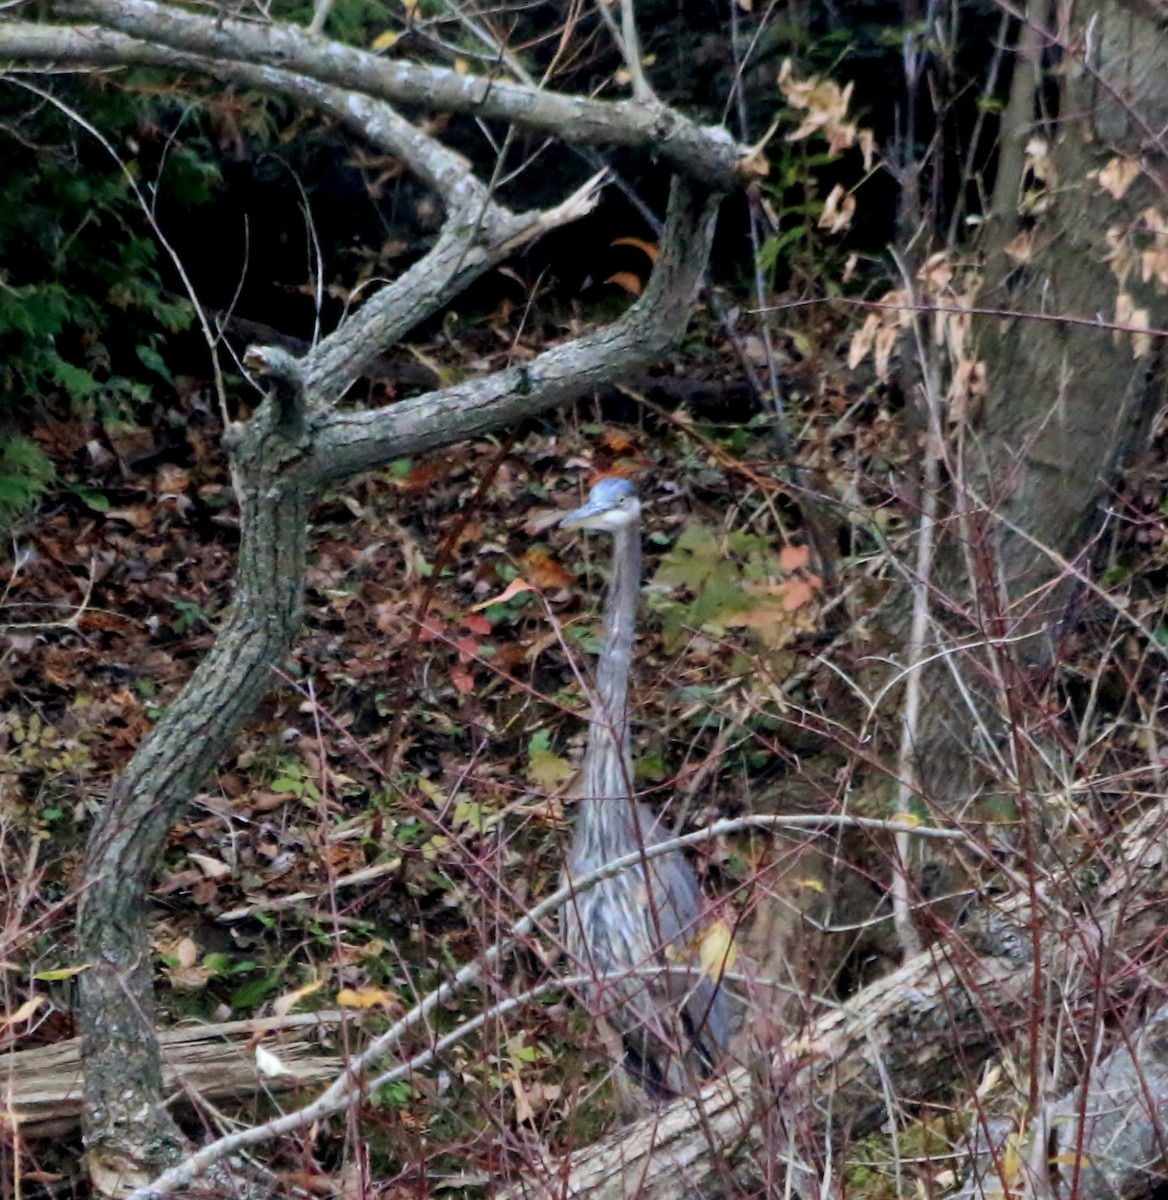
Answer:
508, 808, 1168, 1200
1, 1011, 344, 1137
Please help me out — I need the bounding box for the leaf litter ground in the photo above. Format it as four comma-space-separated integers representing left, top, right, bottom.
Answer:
1, 302, 1165, 1192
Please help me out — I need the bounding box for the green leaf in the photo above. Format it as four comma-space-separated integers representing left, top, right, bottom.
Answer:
136, 343, 172, 382
65, 483, 111, 513
231, 971, 282, 1011
33, 965, 87, 981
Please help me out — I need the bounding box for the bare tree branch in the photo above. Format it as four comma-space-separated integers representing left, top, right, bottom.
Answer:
48, 0, 753, 185
305, 176, 719, 481
55, 167, 718, 1182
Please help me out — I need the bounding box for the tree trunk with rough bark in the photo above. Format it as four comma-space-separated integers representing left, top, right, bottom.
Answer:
914, 1, 1168, 811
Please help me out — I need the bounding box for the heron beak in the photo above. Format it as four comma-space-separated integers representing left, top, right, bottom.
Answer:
559, 498, 610, 530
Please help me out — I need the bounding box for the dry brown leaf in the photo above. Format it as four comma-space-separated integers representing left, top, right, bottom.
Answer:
523, 548, 574, 591
818, 184, 855, 234
848, 312, 879, 370
874, 323, 900, 381
1003, 230, 1035, 263
1097, 156, 1141, 199
472, 578, 535, 610
1142, 246, 1168, 287
188, 852, 232, 880
165, 965, 213, 992
1116, 292, 1152, 358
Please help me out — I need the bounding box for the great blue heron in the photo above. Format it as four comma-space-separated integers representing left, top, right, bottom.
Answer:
559, 476, 731, 1094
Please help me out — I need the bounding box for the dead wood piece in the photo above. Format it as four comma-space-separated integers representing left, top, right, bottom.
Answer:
956, 999, 1168, 1200
504, 808, 1168, 1200
1, 1012, 344, 1137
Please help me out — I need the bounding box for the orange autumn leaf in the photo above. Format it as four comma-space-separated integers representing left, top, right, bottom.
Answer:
779, 544, 811, 572
472, 577, 534, 610
397, 461, 449, 492
599, 428, 638, 454
610, 236, 659, 260
782, 576, 818, 612
605, 271, 643, 296
523, 548, 574, 590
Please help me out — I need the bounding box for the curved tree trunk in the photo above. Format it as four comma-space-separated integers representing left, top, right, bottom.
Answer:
70, 177, 722, 1184
77, 367, 315, 1182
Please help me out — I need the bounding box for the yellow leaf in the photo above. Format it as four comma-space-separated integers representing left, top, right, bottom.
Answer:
697, 919, 737, 982
1001, 1131, 1024, 1188
453, 796, 498, 833
527, 746, 575, 792
1, 996, 44, 1029
336, 986, 400, 1010
417, 776, 444, 802
370, 30, 399, 51
792, 876, 826, 894
893, 811, 921, 827
273, 980, 324, 1018
32, 965, 87, 982
1049, 1152, 1092, 1167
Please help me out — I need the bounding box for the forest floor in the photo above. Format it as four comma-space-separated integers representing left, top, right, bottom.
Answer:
2, 291, 1166, 1194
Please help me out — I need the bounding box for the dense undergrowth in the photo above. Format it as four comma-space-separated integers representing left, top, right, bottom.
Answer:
2, 278, 1166, 1190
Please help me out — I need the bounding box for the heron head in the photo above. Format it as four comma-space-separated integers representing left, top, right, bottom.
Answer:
560, 477, 641, 532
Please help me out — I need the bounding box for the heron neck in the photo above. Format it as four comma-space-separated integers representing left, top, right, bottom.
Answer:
581, 523, 640, 805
